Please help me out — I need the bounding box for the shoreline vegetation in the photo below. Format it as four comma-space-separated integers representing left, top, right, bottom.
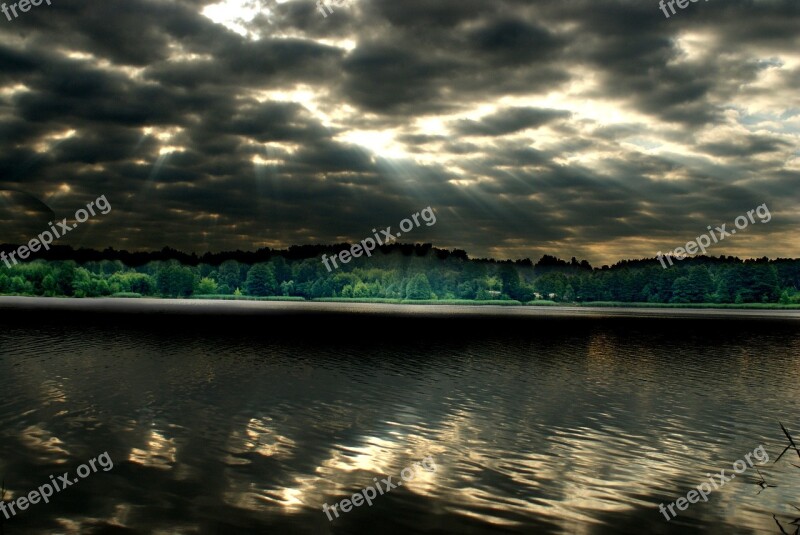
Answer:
2, 295, 800, 311
1, 243, 799, 308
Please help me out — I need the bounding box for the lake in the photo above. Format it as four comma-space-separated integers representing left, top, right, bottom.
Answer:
0, 298, 798, 534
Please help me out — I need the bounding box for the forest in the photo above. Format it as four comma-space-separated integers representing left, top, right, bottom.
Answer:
1, 243, 800, 306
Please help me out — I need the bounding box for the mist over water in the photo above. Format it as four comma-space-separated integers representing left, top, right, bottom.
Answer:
0, 311, 798, 534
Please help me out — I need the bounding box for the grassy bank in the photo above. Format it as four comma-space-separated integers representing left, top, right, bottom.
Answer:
575, 301, 800, 309
311, 298, 526, 305
4, 294, 800, 309
190, 295, 306, 301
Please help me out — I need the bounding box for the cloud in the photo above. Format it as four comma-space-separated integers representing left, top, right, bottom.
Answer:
0, 0, 798, 265
453, 107, 572, 137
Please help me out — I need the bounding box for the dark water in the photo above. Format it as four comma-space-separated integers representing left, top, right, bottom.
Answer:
1, 306, 799, 534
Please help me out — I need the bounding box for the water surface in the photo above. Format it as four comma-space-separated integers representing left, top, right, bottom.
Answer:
0, 302, 798, 534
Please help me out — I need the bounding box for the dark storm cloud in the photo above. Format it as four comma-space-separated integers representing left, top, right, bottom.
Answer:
0, 0, 798, 264
365, 0, 498, 28
453, 108, 572, 137
340, 44, 462, 113
699, 136, 793, 158
467, 18, 563, 67
218, 101, 330, 143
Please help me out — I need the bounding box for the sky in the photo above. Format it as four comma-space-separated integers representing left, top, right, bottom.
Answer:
0, 0, 798, 266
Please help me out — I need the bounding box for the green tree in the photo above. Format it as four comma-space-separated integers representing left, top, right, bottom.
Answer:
353, 280, 370, 298
196, 277, 219, 294
734, 263, 779, 303
10, 276, 32, 294
156, 263, 196, 297
671, 266, 713, 303
405, 273, 433, 300
219, 261, 243, 292
280, 280, 296, 296
42, 274, 57, 296
245, 264, 278, 296
562, 284, 576, 302
576, 274, 603, 302
309, 278, 334, 298
272, 256, 292, 284
535, 272, 566, 299
714, 267, 738, 303
54, 261, 76, 296
499, 264, 521, 299
457, 281, 477, 299
341, 284, 354, 298
92, 279, 112, 296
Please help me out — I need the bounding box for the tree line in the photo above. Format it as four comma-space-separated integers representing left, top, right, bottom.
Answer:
1, 243, 799, 304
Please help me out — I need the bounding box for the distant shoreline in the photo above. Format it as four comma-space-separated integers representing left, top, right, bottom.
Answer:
1, 296, 799, 320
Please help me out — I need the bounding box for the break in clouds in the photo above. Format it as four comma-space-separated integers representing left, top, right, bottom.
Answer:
0, 0, 798, 265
